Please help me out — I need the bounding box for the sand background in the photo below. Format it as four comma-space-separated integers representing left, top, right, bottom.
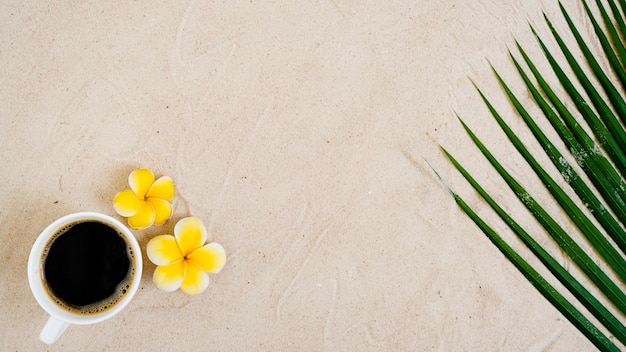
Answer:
0, 0, 619, 350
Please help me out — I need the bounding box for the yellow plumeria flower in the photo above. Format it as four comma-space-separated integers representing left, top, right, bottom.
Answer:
113, 168, 175, 230
146, 217, 226, 295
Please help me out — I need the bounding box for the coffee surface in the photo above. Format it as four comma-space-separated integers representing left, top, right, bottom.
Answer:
44, 221, 131, 309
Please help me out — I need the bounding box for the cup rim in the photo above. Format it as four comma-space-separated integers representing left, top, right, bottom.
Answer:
28, 212, 143, 325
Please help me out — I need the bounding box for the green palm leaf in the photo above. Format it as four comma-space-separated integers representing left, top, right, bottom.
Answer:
455, 115, 626, 314
507, 48, 626, 251
583, 0, 626, 89
438, 0, 626, 350
617, 0, 626, 40
515, 41, 626, 224
435, 150, 625, 350
557, 3, 626, 124
472, 78, 626, 285
530, 21, 626, 176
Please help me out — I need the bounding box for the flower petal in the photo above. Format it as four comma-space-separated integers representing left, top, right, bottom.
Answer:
127, 203, 156, 230
146, 235, 183, 266
147, 198, 172, 226
113, 189, 145, 217
129, 168, 155, 198
187, 243, 226, 273
153, 261, 186, 292
180, 262, 210, 295
146, 176, 175, 202
174, 217, 207, 256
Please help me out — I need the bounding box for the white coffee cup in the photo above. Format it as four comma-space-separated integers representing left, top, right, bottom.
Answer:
28, 212, 142, 344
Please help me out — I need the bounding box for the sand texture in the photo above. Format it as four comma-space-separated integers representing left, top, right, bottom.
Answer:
1, 0, 618, 350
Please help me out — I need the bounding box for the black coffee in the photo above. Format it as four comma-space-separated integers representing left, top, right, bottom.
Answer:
43, 221, 133, 313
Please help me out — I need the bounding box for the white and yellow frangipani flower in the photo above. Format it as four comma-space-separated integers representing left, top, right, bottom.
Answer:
113, 168, 175, 230
146, 217, 226, 295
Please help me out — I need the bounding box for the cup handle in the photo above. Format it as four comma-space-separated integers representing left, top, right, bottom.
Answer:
39, 316, 69, 344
